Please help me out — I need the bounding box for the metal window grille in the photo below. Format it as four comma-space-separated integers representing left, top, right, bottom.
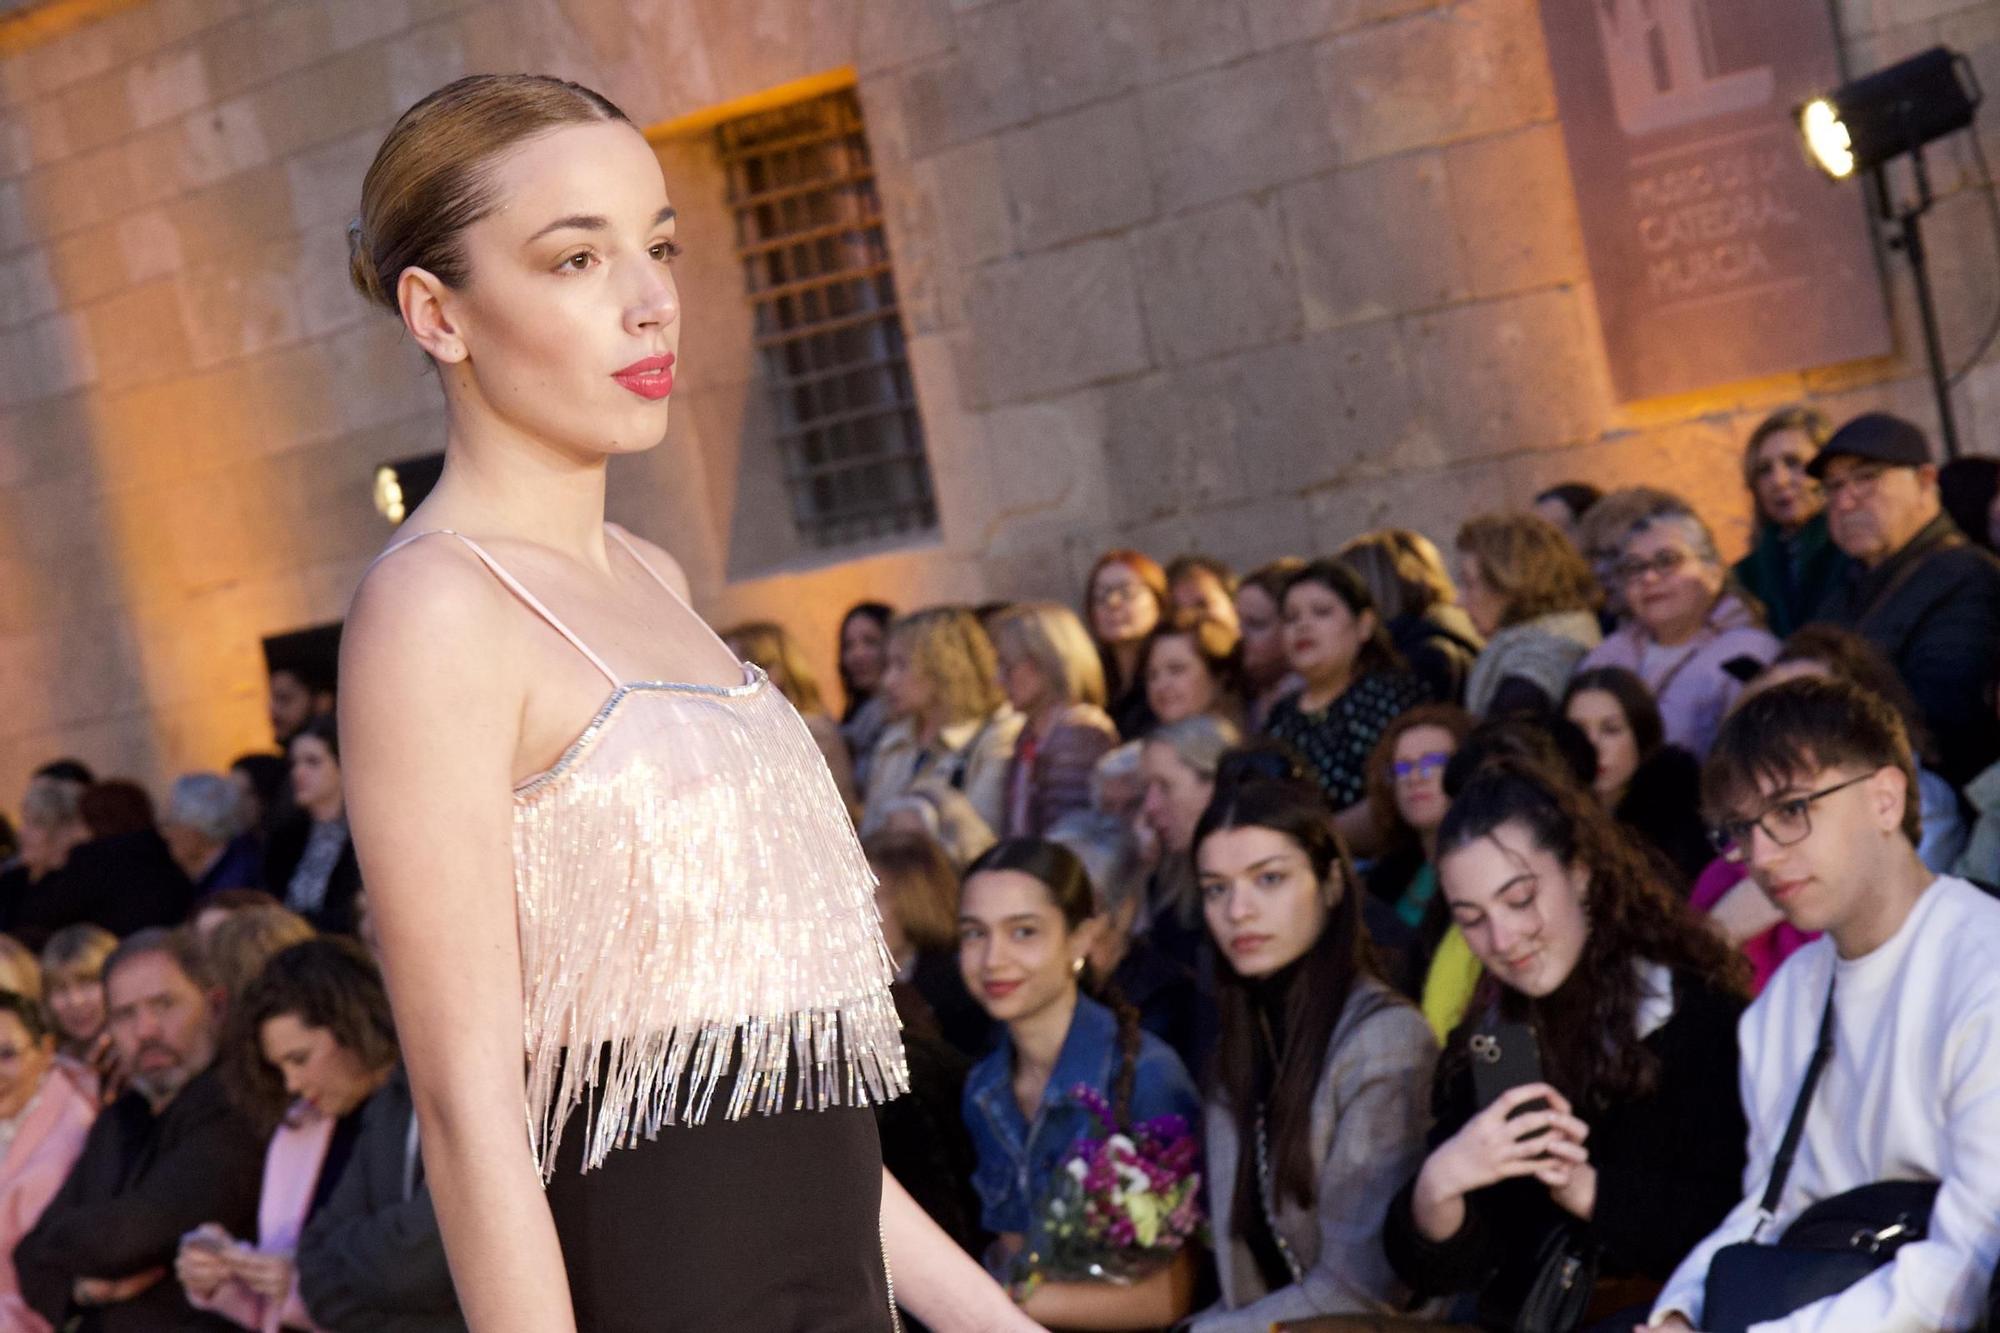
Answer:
716, 89, 936, 548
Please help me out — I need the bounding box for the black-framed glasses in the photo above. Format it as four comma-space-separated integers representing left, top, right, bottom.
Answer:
1706, 771, 1880, 863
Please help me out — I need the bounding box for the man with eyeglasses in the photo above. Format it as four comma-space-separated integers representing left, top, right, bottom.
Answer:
1809, 411, 2000, 786
1649, 676, 2000, 1332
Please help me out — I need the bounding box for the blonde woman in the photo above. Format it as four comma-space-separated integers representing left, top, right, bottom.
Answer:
862, 608, 1024, 837
724, 621, 859, 817
989, 604, 1121, 838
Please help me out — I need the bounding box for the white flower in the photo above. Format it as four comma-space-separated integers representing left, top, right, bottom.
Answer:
1067, 1157, 1089, 1182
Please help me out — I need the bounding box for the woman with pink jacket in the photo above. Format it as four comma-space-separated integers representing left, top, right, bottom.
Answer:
0, 990, 97, 1333
177, 940, 396, 1333
1577, 493, 1778, 759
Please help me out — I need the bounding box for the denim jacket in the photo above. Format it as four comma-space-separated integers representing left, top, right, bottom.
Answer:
962, 993, 1202, 1241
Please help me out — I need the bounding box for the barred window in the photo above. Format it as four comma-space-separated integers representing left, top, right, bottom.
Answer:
716, 88, 936, 549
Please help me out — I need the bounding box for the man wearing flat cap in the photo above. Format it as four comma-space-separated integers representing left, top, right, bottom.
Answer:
1812, 412, 2000, 786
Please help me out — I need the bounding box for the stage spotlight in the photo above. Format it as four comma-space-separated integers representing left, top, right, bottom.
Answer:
1798, 48, 1981, 182
1798, 48, 1987, 458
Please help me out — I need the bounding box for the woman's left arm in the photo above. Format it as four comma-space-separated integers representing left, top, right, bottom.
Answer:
882, 1172, 1039, 1333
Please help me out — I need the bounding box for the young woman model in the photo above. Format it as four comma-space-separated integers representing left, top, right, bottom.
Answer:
1188, 777, 1439, 1330
339, 75, 1029, 1333
957, 839, 1202, 1329
1382, 758, 1748, 1326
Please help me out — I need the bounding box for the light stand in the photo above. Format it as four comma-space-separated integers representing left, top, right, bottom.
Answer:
1799, 47, 1984, 460
1871, 143, 1961, 457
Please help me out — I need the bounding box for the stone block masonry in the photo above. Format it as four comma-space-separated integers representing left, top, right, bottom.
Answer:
0, 0, 1992, 801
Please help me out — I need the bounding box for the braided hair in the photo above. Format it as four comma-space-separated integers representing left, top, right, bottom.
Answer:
964, 838, 1145, 1125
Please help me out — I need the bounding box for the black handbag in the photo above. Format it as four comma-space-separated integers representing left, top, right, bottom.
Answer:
1702, 983, 1938, 1333
1486, 1219, 1597, 1333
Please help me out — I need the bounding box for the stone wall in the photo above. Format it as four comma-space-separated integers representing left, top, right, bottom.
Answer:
0, 0, 1995, 799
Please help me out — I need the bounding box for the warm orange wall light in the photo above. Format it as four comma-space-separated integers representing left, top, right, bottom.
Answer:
0, 0, 147, 56
643, 67, 859, 141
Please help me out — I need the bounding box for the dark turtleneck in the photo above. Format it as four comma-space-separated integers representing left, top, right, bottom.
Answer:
1242, 953, 1310, 1292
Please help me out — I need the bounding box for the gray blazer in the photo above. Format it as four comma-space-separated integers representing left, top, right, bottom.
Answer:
1191, 977, 1442, 1331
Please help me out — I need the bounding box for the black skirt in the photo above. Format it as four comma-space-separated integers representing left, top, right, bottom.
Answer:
544, 1064, 895, 1333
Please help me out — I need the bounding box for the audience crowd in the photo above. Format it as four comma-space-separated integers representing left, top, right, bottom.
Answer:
2, 408, 1999, 1331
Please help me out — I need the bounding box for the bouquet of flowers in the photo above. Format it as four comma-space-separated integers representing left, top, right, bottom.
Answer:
1022, 1083, 1204, 1287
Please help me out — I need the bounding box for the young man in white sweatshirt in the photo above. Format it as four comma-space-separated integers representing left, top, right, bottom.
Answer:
1649, 675, 2000, 1332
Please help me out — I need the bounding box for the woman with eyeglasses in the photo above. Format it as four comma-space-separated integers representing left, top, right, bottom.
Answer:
1575, 493, 1778, 759
1361, 705, 1476, 996
1730, 406, 1848, 638
1083, 551, 1169, 740
1383, 757, 1749, 1328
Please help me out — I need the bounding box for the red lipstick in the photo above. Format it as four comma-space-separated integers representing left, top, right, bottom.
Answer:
612, 353, 675, 400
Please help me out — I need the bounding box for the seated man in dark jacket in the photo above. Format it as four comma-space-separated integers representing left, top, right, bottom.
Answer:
297, 1064, 466, 1332
1810, 412, 2000, 786
16, 928, 262, 1332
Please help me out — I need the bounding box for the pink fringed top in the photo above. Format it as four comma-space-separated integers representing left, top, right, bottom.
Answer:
390, 527, 907, 1179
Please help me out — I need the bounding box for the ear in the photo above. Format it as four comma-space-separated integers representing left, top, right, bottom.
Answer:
1111, 896, 1139, 936
1355, 608, 1380, 642
398, 267, 467, 364
1071, 914, 1107, 964
1866, 766, 1908, 833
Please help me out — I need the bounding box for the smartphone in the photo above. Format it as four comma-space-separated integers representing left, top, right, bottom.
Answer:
1469, 1017, 1549, 1121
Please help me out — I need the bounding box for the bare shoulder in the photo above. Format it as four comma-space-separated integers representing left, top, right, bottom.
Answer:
610, 523, 694, 601
343, 534, 520, 700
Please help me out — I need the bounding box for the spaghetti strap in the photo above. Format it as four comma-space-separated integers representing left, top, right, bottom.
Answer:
606, 524, 678, 598
383, 529, 624, 689
605, 524, 739, 662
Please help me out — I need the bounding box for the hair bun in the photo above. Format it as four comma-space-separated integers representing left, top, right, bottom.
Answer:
346, 218, 388, 310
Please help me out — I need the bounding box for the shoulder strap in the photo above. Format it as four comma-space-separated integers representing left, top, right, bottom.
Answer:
385, 530, 622, 689
1758, 980, 1837, 1223
605, 524, 678, 598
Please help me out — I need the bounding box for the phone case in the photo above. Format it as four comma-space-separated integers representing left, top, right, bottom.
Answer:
1469, 1018, 1548, 1117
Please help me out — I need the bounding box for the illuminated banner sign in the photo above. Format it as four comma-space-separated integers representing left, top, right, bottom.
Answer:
1537, 0, 1892, 400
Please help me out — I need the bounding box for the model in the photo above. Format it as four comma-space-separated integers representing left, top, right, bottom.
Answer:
338, 74, 1035, 1333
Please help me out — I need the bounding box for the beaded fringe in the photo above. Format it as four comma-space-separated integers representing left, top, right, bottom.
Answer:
512, 671, 910, 1180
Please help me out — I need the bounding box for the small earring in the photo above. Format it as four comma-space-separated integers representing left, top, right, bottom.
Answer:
1072, 958, 1085, 975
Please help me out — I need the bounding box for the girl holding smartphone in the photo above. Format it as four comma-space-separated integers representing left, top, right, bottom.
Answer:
1383, 757, 1748, 1326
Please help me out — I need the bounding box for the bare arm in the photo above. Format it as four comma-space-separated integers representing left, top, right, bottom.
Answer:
881, 1172, 1038, 1333
341, 544, 575, 1333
